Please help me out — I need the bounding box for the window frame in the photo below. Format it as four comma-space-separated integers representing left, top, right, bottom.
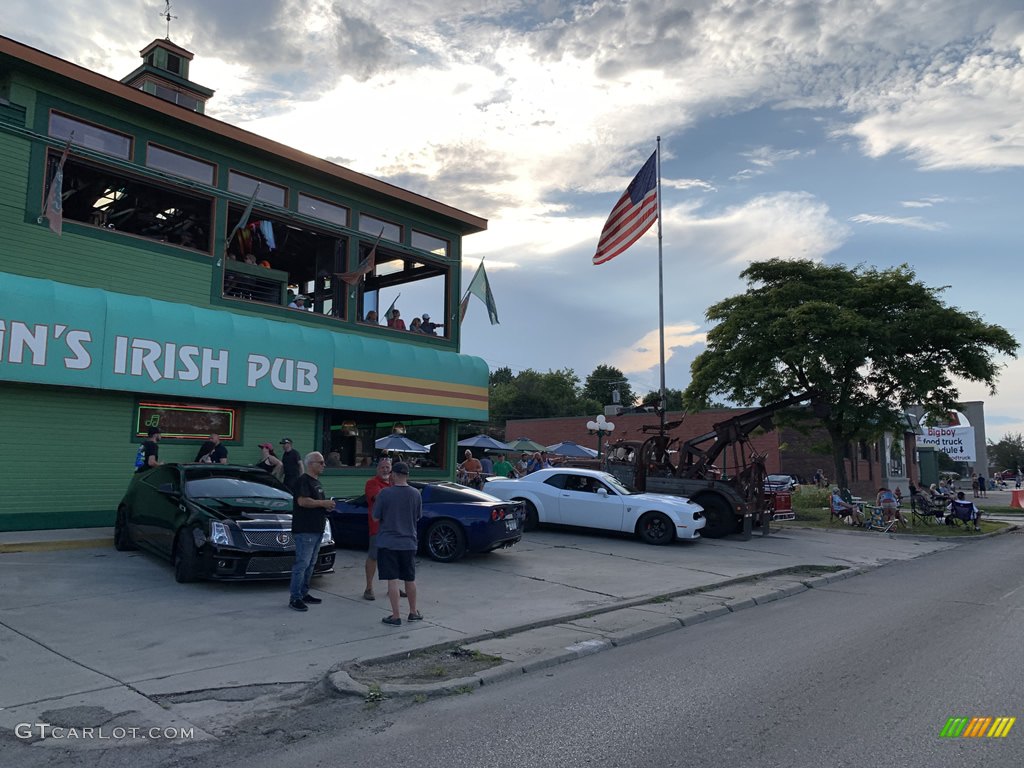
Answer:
146, 142, 217, 185
48, 110, 133, 160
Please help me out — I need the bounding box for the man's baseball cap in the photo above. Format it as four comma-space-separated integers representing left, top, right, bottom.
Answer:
392, 461, 410, 475
279, 438, 293, 445
422, 313, 430, 320
147, 426, 161, 437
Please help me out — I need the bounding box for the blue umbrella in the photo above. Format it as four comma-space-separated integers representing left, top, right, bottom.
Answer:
374, 434, 430, 453
457, 434, 510, 450
545, 440, 599, 458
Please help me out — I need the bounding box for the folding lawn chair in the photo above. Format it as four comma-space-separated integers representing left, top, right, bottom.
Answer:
865, 505, 895, 533
948, 499, 979, 531
910, 493, 944, 526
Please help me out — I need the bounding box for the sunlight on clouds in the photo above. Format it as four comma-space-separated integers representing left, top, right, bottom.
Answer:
957, 356, 1024, 441
668, 192, 849, 264
850, 214, 946, 232
612, 323, 707, 374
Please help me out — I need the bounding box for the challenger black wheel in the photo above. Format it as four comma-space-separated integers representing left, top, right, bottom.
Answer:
521, 500, 539, 532
425, 520, 467, 563
637, 511, 674, 545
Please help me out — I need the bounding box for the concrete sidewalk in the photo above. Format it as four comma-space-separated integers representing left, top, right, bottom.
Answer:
0, 523, 1012, 748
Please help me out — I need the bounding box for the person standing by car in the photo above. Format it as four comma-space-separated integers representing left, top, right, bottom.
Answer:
362, 457, 392, 601
288, 452, 333, 612
255, 443, 284, 482
280, 438, 303, 492
135, 426, 162, 472
373, 461, 422, 625
195, 433, 228, 464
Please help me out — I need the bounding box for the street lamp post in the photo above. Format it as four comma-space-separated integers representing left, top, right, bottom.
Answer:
587, 415, 615, 460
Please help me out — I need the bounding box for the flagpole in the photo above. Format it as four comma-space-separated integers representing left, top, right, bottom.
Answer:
656, 136, 666, 431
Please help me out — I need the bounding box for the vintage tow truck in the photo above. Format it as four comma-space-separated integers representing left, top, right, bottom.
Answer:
603, 394, 809, 539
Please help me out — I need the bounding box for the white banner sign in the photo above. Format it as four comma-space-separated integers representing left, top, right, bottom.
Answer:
916, 426, 976, 462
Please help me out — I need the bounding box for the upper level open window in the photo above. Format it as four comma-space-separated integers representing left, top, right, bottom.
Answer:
357, 245, 450, 337
224, 205, 346, 318
51, 152, 211, 251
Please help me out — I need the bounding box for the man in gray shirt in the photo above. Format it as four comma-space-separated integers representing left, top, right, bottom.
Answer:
372, 461, 422, 625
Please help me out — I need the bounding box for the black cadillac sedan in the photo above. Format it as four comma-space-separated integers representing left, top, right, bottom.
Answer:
115, 464, 335, 582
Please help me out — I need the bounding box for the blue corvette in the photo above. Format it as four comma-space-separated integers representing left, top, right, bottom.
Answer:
329, 481, 525, 563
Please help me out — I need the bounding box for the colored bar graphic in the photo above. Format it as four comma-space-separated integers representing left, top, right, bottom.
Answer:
940, 716, 1015, 738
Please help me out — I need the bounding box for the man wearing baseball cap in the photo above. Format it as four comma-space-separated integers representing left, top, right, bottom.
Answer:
420, 313, 444, 336
279, 438, 303, 492
372, 461, 422, 625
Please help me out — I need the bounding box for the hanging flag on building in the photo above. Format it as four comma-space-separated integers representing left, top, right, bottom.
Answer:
336, 228, 384, 285
41, 137, 73, 236
460, 261, 499, 325
592, 151, 658, 265
224, 183, 261, 254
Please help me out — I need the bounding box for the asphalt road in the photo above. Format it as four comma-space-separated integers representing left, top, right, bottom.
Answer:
15, 530, 1021, 768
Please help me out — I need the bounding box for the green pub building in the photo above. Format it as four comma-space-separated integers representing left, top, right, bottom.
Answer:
0, 35, 489, 531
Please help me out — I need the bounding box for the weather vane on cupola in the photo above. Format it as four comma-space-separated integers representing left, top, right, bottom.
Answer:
159, 1, 178, 40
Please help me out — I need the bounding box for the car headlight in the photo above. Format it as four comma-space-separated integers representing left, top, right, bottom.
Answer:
321, 520, 333, 546
210, 521, 232, 546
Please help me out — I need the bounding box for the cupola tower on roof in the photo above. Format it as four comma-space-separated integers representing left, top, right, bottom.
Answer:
119, 37, 214, 114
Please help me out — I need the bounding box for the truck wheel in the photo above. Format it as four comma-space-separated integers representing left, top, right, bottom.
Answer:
696, 496, 736, 539
637, 511, 674, 545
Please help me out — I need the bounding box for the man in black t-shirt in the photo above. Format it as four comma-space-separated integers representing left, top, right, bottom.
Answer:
135, 427, 162, 473
280, 438, 303, 491
195, 433, 228, 464
288, 451, 334, 612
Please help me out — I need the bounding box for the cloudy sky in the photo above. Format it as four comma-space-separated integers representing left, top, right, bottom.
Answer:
8, 1, 1024, 440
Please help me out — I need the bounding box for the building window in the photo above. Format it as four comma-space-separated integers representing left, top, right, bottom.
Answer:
135, 399, 241, 440
357, 245, 450, 336
411, 230, 449, 257
49, 111, 132, 160
321, 412, 445, 469
228, 171, 287, 208
165, 53, 182, 75
298, 193, 349, 227
52, 153, 212, 251
146, 144, 215, 185
153, 84, 201, 111
224, 205, 346, 318
358, 214, 401, 243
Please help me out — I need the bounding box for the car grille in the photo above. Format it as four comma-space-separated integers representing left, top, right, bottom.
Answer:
245, 556, 294, 574
242, 529, 293, 548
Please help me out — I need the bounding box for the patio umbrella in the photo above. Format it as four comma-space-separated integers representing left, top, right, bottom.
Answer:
545, 440, 599, 458
457, 434, 510, 451
374, 434, 430, 453
505, 437, 546, 453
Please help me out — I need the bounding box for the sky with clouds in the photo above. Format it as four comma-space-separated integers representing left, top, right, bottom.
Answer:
7, 0, 1023, 443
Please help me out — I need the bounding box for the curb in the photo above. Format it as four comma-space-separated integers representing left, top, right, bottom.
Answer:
0, 538, 111, 554
324, 568, 860, 699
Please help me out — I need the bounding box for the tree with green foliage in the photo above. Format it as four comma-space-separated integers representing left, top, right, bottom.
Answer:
488, 367, 597, 430
988, 432, 1024, 475
684, 259, 1018, 489
641, 388, 684, 411
582, 365, 636, 408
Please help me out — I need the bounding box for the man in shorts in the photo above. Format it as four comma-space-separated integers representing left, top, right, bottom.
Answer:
362, 457, 391, 601
373, 461, 422, 625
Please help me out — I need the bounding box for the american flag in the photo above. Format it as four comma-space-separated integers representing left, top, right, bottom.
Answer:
592, 151, 658, 265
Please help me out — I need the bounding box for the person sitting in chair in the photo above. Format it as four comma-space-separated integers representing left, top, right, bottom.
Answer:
831, 487, 863, 526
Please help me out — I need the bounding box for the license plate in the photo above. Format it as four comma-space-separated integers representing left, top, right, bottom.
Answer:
505, 518, 518, 531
